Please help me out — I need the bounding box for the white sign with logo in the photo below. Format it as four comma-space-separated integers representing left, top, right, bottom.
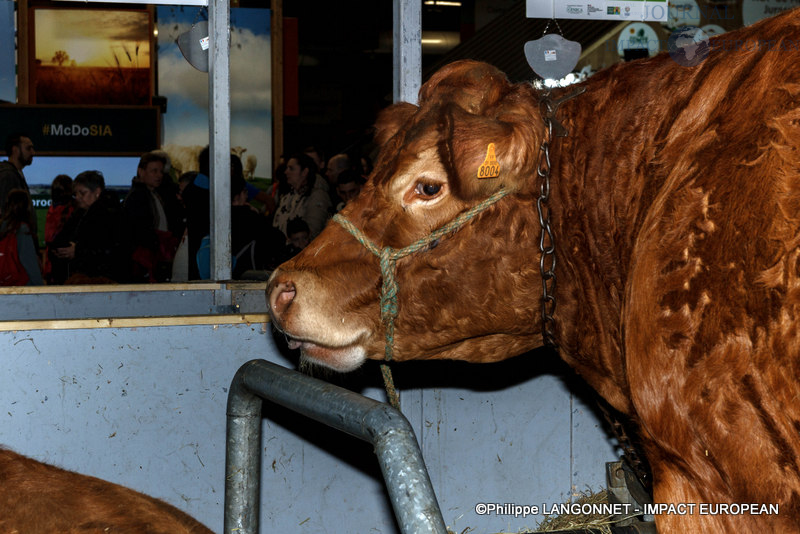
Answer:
742, 0, 800, 27
617, 22, 661, 56
662, 0, 701, 30
526, 0, 668, 22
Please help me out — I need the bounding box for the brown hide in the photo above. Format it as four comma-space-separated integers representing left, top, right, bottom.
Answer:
268, 9, 800, 532
0, 449, 212, 533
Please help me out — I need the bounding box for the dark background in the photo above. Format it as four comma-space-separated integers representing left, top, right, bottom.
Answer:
279, 0, 477, 164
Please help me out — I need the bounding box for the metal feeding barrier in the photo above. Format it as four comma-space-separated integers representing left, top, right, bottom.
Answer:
224, 359, 447, 534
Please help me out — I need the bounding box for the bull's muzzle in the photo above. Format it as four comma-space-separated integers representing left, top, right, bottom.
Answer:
267, 275, 296, 326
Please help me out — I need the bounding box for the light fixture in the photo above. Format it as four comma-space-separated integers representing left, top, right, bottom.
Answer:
424, 1, 461, 6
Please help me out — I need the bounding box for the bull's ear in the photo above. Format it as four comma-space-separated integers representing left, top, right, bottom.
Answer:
438, 102, 539, 200
373, 102, 418, 147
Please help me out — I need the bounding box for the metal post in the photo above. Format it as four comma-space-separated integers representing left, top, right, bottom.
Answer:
224, 375, 262, 534
224, 359, 447, 534
209, 0, 232, 283
393, 0, 421, 105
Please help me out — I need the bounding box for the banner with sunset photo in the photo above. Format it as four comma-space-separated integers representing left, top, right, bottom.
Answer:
32, 8, 152, 105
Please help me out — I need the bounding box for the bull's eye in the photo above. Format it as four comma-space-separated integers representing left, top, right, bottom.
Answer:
414, 182, 442, 198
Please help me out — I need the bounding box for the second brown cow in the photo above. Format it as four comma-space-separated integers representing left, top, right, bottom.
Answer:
0, 448, 212, 533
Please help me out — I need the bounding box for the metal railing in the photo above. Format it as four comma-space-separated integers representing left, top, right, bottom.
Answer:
224, 359, 447, 534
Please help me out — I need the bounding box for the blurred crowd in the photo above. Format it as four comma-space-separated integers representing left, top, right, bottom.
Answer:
0, 133, 371, 286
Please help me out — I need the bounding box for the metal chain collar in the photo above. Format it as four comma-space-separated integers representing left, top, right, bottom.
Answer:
535, 86, 585, 348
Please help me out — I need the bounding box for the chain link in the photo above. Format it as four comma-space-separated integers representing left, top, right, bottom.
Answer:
597, 399, 653, 494
536, 96, 558, 348
541, 18, 565, 38
534, 86, 585, 347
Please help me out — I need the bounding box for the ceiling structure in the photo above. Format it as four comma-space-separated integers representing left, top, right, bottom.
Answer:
279, 0, 619, 163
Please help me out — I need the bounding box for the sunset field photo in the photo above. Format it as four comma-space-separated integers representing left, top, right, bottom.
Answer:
33, 8, 151, 105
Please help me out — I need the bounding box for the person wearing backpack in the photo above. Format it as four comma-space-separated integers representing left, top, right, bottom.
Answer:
196, 168, 273, 280
0, 188, 43, 286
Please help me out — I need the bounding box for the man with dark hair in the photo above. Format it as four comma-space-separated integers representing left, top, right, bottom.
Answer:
0, 133, 37, 240
285, 217, 310, 252
334, 169, 364, 212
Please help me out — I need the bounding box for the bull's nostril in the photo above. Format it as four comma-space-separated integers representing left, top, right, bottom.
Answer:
270, 281, 297, 315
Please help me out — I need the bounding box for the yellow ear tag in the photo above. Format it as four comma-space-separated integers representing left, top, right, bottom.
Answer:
477, 143, 500, 179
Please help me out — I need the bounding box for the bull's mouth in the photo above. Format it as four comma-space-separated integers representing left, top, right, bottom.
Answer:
285, 337, 303, 350
283, 335, 369, 372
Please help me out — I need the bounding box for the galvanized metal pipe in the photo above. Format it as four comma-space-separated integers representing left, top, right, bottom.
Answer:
209, 0, 232, 282
224, 359, 447, 534
393, 0, 421, 105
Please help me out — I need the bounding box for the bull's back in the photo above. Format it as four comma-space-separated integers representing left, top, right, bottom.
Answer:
608, 8, 800, 527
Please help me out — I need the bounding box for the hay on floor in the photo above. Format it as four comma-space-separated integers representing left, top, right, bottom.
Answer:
533, 489, 634, 534
449, 489, 638, 534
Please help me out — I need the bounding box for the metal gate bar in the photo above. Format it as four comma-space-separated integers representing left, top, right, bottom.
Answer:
224, 358, 447, 534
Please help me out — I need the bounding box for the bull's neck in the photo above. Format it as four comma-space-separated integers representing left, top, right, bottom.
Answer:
542, 82, 658, 414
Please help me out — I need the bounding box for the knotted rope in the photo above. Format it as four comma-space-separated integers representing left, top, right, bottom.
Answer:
332, 188, 510, 408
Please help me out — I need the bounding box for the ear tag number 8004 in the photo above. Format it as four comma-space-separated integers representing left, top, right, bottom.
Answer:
477, 143, 501, 179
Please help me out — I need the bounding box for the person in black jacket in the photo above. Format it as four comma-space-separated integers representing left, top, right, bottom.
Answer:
123, 151, 184, 282
52, 171, 131, 284
0, 133, 38, 242
181, 148, 211, 280
230, 172, 274, 279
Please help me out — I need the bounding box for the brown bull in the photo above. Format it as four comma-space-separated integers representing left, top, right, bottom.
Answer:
0, 448, 212, 533
268, 9, 800, 532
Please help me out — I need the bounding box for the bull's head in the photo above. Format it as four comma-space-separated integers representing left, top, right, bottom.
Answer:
267, 60, 546, 371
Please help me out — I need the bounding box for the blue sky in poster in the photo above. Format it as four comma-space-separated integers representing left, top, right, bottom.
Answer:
156, 6, 271, 179
26, 156, 139, 191
0, 0, 15, 103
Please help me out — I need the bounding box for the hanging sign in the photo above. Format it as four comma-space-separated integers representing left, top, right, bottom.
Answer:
526, 0, 669, 22
525, 34, 582, 79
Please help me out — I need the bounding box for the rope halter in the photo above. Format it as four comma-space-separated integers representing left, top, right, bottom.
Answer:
332, 187, 510, 407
